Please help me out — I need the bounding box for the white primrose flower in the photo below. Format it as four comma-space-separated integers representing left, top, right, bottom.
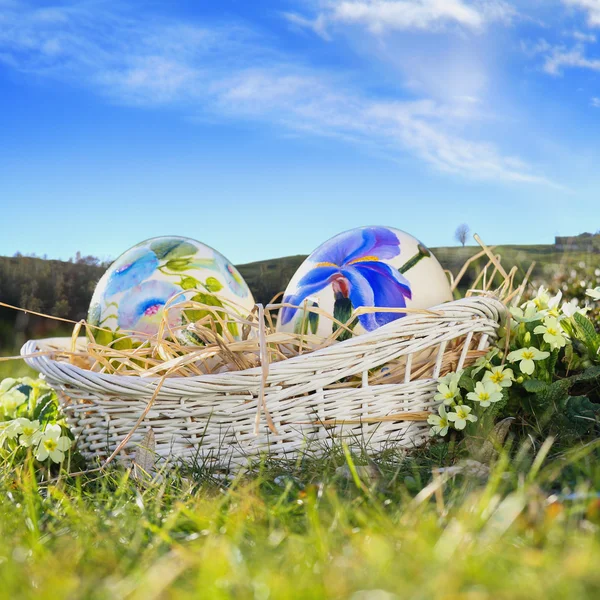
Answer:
0, 388, 28, 418
0, 421, 20, 446
13, 418, 43, 448
510, 303, 544, 323
533, 316, 568, 350
467, 381, 503, 408
482, 366, 514, 388
438, 370, 463, 388
586, 287, 600, 301
472, 348, 500, 375
532, 286, 558, 311
561, 299, 589, 318
434, 381, 460, 405
546, 290, 563, 317
447, 405, 477, 430
0, 378, 17, 394
428, 405, 450, 436
35, 424, 72, 464
507, 347, 550, 376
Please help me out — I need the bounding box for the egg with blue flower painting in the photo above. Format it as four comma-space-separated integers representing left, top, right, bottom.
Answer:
88, 236, 254, 342
277, 226, 452, 339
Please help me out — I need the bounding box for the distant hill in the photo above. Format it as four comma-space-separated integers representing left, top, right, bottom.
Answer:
1, 241, 596, 349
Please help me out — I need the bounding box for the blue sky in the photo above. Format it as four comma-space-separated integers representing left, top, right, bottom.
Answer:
1, 0, 600, 264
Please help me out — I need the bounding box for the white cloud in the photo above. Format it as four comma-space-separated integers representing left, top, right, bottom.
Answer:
331, 0, 484, 32
0, 1, 551, 185
542, 44, 600, 74
287, 0, 515, 36
591, 96, 600, 106
572, 29, 597, 42
563, 0, 600, 27
283, 12, 331, 39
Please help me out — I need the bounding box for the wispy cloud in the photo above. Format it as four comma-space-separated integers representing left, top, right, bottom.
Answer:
0, 1, 551, 185
591, 96, 600, 106
286, 0, 515, 36
563, 0, 600, 28
572, 29, 597, 42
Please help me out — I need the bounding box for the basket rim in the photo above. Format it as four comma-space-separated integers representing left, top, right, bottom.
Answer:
21, 295, 505, 390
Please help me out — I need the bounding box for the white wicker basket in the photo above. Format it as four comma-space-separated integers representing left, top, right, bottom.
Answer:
22, 296, 505, 470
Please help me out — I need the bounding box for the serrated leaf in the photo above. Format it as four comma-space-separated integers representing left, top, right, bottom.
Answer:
459, 373, 475, 394
574, 313, 600, 354
523, 379, 549, 393
573, 365, 600, 384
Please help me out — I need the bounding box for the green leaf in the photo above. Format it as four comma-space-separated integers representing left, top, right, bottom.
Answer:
573, 365, 600, 384
205, 277, 223, 293
458, 373, 475, 394
574, 312, 600, 354
113, 336, 133, 351
184, 293, 226, 333
523, 379, 549, 394
94, 329, 114, 346
150, 239, 197, 260
180, 276, 200, 290
87, 302, 101, 327
165, 258, 193, 272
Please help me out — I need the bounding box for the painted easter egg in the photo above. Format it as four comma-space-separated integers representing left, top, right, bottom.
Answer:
277, 226, 452, 339
88, 236, 254, 341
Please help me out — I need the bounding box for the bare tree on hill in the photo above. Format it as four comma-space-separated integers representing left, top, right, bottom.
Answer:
455, 223, 470, 247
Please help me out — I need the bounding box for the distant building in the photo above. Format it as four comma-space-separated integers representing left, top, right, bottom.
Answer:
555, 232, 600, 252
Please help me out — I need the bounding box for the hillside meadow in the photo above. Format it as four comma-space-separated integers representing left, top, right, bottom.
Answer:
2, 242, 600, 599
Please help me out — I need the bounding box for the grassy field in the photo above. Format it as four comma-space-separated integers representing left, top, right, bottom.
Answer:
2, 241, 600, 599
2, 440, 600, 599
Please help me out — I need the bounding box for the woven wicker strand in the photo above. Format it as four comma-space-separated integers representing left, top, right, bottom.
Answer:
22, 296, 505, 469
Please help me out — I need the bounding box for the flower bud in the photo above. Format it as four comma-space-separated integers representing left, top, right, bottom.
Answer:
516, 376, 524, 384
524, 332, 531, 344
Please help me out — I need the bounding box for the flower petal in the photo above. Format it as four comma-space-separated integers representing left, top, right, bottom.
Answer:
280, 266, 338, 325
310, 227, 401, 267
348, 262, 412, 327
337, 268, 378, 331
105, 249, 159, 297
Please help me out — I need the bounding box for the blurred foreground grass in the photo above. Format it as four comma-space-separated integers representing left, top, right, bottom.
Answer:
2, 439, 600, 599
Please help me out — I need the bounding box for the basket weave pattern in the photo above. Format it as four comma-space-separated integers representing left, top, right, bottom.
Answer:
22, 297, 505, 469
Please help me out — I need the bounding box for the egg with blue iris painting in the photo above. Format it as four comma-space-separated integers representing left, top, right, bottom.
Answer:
88, 236, 254, 342
276, 226, 452, 340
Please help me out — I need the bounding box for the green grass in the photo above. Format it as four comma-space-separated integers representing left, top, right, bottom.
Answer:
2, 439, 600, 599
3, 243, 600, 598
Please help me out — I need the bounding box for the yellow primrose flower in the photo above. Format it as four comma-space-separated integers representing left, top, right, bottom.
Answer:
0, 421, 20, 446
35, 424, 72, 463
507, 347, 550, 375
586, 287, 600, 301
561, 299, 589, 318
0, 388, 28, 418
534, 317, 568, 350
0, 378, 17, 394
13, 418, 43, 448
483, 366, 514, 388
438, 370, 463, 388
434, 381, 460, 405
472, 348, 499, 375
447, 405, 477, 430
510, 303, 544, 323
467, 381, 503, 408
428, 405, 450, 436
